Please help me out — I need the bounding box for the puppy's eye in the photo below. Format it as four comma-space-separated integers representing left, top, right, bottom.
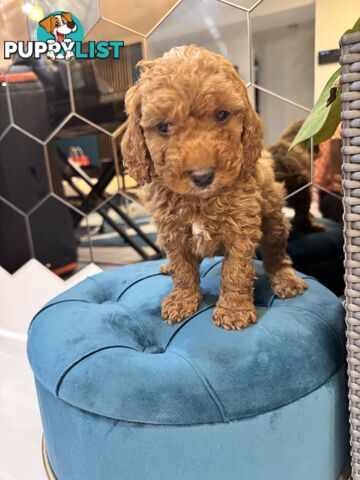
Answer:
215, 110, 230, 123
55, 21, 60, 26
157, 123, 171, 136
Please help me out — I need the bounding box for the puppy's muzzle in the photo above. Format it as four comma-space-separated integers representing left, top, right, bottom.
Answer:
190, 168, 215, 188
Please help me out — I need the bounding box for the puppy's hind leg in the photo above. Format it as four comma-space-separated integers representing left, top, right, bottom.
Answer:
261, 181, 307, 298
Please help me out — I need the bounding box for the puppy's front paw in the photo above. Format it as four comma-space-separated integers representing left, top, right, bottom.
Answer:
213, 303, 257, 331
162, 289, 201, 324
271, 267, 307, 299
160, 263, 173, 275
65, 50, 74, 61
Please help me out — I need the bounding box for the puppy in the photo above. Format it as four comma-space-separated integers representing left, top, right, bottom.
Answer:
39, 12, 77, 60
268, 120, 323, 232
121, 45, 307, 330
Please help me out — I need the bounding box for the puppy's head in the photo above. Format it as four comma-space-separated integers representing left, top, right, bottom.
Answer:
121, 45, 263, 197
40, 12, 77, 41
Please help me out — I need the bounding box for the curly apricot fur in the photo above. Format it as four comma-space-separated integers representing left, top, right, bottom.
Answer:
121, 45, 307, 330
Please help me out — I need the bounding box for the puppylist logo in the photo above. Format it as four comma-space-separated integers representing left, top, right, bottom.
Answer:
4, 11, 124, 61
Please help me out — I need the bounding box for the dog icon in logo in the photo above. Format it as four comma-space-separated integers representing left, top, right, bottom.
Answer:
39, 12, 77, 60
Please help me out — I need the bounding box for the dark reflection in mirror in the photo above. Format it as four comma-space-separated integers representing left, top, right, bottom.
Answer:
266, 119, 320, 232
70, 42, 142, 132
0, 199, 32, 274
46, 116, 118, 214
0, 128, 49, 213
0, 82, 10, 137
255, 89, 343, 297
29, 195, 85, 277
283, 184, 344, 295
7, 58, 71, 140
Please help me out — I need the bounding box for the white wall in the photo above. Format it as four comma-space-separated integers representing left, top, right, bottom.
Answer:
254, 20, 315, 145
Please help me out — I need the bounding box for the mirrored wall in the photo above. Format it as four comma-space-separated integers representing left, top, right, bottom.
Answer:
0, 0, 343, 288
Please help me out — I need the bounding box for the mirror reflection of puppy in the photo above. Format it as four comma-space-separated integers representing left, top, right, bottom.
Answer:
39, 12, 77, 60
268, 120, 323, 233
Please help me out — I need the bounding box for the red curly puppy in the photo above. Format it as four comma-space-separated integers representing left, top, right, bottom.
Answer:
121, 45, 307, 330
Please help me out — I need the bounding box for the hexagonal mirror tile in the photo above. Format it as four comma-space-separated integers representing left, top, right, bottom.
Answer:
313, 134, 343, 224
256, 88, 309, 149
255, 88, 316, 230
82, 192, 161, 268
147, 0, 250, 83
26, 0, 100, 39
252, 0, 315, 108
0, 82, 10, 138
0, 198, 32, 274
6, 58, 71, 141
0, 128, 49, 213
69, 21, 144, 133
248, 86, 318, 233
29, 195, 92, 277
312, 186, 342, 225
100, 0, 180, 36
216, 0, 261, 10
45, 116, 121, 216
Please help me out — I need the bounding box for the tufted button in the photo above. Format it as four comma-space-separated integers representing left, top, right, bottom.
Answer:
143, 346, 164, 354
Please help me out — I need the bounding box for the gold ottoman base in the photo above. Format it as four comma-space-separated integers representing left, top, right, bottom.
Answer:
42, 436, 57, 480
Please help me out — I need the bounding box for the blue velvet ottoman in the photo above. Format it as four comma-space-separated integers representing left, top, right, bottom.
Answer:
27, 258, 348, 480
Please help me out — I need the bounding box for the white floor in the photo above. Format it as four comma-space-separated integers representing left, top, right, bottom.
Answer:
0, 335, 47, 480
0, 261, 104, 480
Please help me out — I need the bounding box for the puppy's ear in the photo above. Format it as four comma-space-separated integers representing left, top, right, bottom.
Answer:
121, 85, 152, 185
62, 12, 73, 23
241, 92, 263, 170
136, 59, 158, 74
39, 15, 55, 34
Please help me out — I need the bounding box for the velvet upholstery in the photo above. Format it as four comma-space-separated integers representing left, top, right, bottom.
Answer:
37, 367, 348, 480
28, 258, 348, 479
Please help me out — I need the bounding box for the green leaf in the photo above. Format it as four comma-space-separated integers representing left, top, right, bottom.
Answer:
289, 68, 341, 150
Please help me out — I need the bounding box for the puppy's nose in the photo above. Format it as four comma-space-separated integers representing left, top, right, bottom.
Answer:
190, 168, 215, 188
67, 21, 75, 28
